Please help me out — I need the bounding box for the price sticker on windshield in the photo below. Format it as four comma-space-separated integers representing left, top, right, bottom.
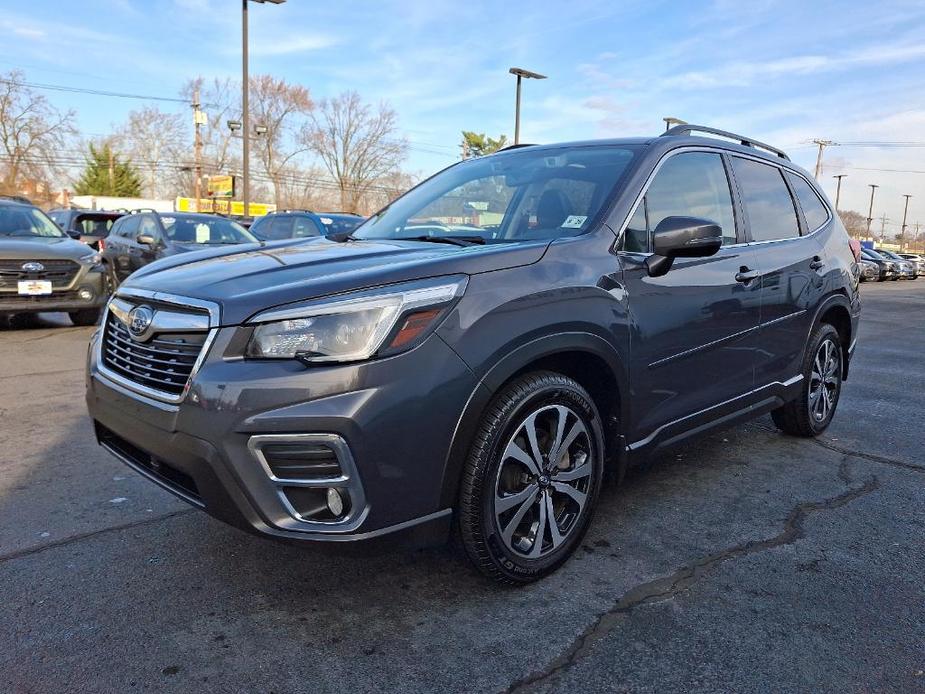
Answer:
561, 215, 587, 229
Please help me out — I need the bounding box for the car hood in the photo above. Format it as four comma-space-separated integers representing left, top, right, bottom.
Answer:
0, 236, 92, 259
122, 237, 548, 325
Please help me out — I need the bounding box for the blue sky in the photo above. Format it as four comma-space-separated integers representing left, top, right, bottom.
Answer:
3, 0, 925, 232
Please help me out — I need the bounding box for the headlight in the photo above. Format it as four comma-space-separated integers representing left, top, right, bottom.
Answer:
80, 252, 102, 265
245, 276, 467, 363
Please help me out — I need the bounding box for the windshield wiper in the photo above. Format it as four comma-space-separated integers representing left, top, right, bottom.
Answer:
327, 230, 355, 242
393, 235, 486, 246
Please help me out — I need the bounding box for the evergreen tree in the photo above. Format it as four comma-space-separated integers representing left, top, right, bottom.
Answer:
461, 131, 508, 158
74, 143, 142, 197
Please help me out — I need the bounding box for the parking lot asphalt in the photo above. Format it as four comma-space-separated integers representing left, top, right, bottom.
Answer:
1, 280, 923, 694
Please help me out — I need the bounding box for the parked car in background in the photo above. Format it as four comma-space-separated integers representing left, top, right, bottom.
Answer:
0, 199, 107, 325
88, 124, 860, 583
899, 253, 925, 275
858, 258, 880, 282
47, 209, 124, 250
876, 249, 917, 279
249, 210, 365, 241
860, 248, 897, 281
102, 211, 258, 286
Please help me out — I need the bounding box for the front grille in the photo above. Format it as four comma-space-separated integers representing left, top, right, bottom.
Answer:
262, 442, 343, 480
0, 259, 80, 288
102, 309, 208, 397
0, 290, 83, 304
96, 423, 203, 505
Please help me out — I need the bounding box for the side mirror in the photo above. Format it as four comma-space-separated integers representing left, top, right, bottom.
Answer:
65, 230, 81, 240
136, 233, 156, 246
645, 216, 723, 277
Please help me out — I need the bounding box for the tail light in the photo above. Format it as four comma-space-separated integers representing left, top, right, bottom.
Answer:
848, 238, 861, 263
97, 238, 106, 252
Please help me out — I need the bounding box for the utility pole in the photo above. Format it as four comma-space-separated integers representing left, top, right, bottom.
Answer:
813, 139, 834, 180
879, 213, 888, 243
192, 86, 204, 213
832, 174, 846, 210
915, 223, 922, 253
242, 0, 250, 218
900, 194, 912, 252
866, 184, 878, 240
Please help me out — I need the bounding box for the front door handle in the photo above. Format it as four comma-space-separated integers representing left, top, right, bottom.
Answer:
809, 256, 825, 270
735, 267, 760, 283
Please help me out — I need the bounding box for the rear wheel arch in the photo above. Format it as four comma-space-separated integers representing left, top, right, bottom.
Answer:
811, 293, 853, 379
438, 333, 628, 509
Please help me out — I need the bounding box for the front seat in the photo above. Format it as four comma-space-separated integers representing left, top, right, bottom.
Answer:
535, 189, 572, 231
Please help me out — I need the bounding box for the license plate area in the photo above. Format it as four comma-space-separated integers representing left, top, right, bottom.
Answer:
17, 280, 53, 295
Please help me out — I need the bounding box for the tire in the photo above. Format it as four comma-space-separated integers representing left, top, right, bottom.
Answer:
104, 262, 120, 294
771, 323, 843, 437
69, 309, 101, 327
457, 371, 605, 584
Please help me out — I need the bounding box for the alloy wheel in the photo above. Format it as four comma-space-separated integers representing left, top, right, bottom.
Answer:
808, 338, 841, 422
493, 404, 593, 558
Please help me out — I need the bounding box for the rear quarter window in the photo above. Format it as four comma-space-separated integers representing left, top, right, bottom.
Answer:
786, 172, 830, 231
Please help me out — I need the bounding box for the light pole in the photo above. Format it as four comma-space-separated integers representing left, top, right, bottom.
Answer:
242, 0, 286, 218
866, 184, 878, 240
832, 174, 846, 211
509, 67, 546, 145
901, 194, 912, 251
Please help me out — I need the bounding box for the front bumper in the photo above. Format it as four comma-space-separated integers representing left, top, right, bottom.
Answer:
0, 267, 106, 313
86, 322, 477, 547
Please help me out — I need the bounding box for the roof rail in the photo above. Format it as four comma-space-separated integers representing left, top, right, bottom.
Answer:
661, 124, 790, 161
496, 143, 537, 152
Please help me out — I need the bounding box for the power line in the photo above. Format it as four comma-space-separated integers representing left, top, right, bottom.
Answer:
0, 77, 193, 106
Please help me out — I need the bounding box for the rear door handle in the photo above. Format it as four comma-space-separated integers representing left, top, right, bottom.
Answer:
735, 267, 760, 283
809, 256, 825, 270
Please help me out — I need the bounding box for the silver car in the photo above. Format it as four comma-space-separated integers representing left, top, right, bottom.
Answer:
876, 249, 917, 279
899, 253, 925, 276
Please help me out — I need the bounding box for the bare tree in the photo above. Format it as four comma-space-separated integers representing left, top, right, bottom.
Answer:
0, 70, 77, 200
249, 75, 313, 207
181, 77, 240, 190
303, 92, 408, 214
112, 106, 188, 199
839, 210, 868, 239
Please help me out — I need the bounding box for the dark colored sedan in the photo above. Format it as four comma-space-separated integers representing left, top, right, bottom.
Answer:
249, 210, 365, 241
860, 248, 897, 280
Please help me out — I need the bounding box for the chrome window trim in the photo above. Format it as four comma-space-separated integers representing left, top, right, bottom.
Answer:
784, 168, 834, 236
613, 146, 828, 254
94, 289, 221, 405
246, 433, 370, 533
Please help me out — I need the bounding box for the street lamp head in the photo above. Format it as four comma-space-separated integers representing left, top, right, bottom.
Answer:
663, 117, 687, 131
509, 67, 547, 80
227, 119, 242, 133
249, 0, 286, 3
253, 124, 268, 136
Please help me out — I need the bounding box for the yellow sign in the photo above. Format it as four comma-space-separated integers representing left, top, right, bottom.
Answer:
207, 175, 235, 198
175, 197, 276, 217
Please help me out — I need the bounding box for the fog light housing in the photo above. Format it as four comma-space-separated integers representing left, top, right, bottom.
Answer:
326, 487, 344, 516
78, 288, 94, 301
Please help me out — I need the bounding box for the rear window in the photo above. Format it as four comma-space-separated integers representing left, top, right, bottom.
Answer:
786, 173, 830, 231
731, 157, 800, 242
75, 214, 118, 236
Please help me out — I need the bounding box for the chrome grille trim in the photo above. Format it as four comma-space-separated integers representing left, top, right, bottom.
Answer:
95, 290, 220, 405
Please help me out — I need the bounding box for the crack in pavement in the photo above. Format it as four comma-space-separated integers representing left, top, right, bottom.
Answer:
0, 509, 196, 565
813, 437, 925, 474
504, 460, 880, 693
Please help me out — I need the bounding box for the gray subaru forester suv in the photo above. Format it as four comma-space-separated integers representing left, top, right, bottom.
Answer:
86, 125, 860, 584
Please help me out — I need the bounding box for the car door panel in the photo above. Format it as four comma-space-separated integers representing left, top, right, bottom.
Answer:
620, 150, 760, 444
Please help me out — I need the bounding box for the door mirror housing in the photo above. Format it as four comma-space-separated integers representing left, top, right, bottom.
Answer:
65, 230, 82, 240
136, 233, 157, 246
645, 216, 723, 277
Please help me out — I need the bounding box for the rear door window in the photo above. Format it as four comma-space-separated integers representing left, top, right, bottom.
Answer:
731, 157, 800, 242
293, 215, 323, 237
786, 172, 830, 232
632, 151, 738, 247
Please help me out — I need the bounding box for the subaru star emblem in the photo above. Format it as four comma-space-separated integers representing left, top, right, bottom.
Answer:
21, 262, 44, 272
127, 305, 155, 338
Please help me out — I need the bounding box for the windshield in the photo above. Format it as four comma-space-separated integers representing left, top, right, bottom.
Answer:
0, 205, 66, 238
353, 145, 638, 243
161, 215, 257, 245
318, 214, 364, 235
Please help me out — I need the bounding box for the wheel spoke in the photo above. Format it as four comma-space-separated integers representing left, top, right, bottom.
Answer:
544, 492, 564, 550
548, 406, 569, 465
552, 462, 591, 482
501, 491, 537, 545
504, 440, 541, 477
523, 412, 545, 472
552, 481, 587, 510
529, 492, 548, 558
553, 420, 585, 466
496, 483, 538, 514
